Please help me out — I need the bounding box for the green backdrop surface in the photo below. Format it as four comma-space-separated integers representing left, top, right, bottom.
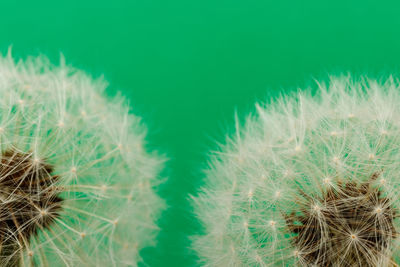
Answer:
2, 1, 400, 266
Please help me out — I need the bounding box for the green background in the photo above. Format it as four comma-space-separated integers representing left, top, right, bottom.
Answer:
2, 1, 400, 266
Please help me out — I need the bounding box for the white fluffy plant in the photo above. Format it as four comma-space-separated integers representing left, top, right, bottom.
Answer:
193, 75, 400, 266
0, 50, 165, 266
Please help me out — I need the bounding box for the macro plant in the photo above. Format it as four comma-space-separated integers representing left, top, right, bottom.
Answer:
0, 49, 165, 266
193, 75, 400, 266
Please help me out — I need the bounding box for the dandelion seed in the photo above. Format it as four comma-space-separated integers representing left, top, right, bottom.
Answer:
283, 170, 291, 177
57, 121, 65, 127
101, 184, 108, 192
255, 254, 262, 263
312, 204, 320, 212
32, 157, 41, 165
193, 75, 400, 266
70, 166, 77, 173
0, 50, 165, 266
375, 206, 383, 214
323, 177, 331, 185
350, 234, 358, 241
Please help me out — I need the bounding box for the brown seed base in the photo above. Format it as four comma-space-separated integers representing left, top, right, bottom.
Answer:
285, 173, 397, 266
0, 149, 62, 266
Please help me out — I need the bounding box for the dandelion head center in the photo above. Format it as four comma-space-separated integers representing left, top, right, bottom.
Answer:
0, 149, 62, 262
285, 172, 397, 266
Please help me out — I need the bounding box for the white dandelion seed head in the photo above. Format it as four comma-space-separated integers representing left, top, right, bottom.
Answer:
0, 49, 165, 266
193, 75, 400, 266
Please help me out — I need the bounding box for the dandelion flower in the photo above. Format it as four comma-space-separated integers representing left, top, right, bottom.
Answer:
0, 49, 164, 266
193, 75, 400, 266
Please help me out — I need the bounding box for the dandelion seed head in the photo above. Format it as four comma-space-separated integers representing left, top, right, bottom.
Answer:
193, 75, 400, 266
0, 50, 165, 266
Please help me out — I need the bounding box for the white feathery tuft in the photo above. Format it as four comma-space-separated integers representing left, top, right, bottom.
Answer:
0, 48, 165, 266
193, 75, 400, 266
